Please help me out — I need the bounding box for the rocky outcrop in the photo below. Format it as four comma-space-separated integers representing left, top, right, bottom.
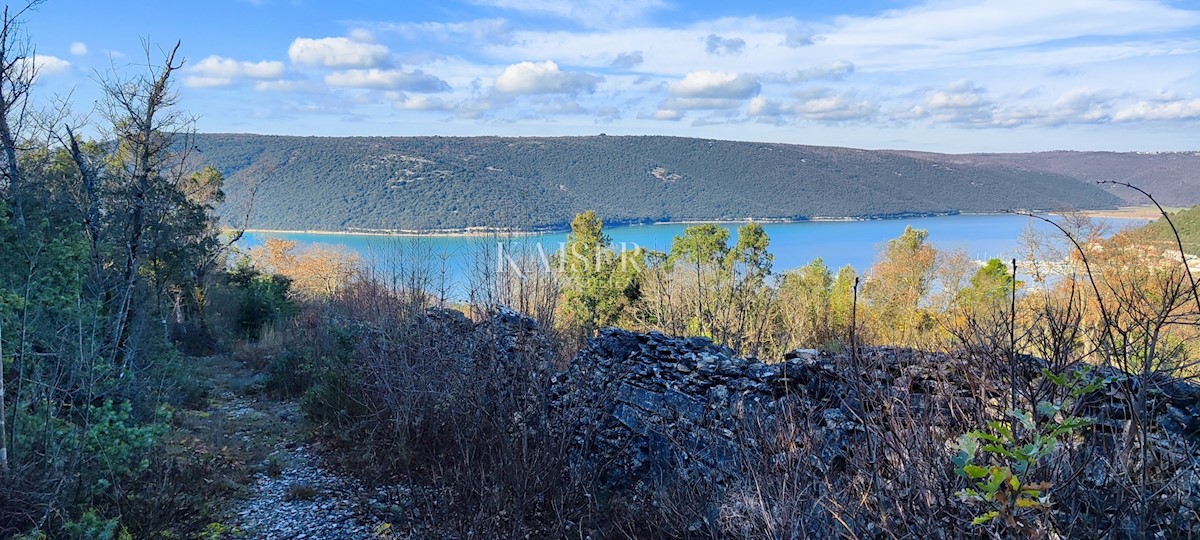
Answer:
550, 326, 1200, 536
552, 329, 1000, 488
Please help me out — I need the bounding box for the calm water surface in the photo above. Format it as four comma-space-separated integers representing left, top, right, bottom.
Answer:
241, 214, 1147, 297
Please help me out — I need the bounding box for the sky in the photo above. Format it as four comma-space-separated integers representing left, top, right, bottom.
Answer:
18, 0, 1200, 153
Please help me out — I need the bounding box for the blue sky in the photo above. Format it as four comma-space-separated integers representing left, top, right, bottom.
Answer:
20, 0, 1200, 152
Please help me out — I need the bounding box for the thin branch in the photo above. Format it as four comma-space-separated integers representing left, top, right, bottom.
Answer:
1098, 180, 1200, 317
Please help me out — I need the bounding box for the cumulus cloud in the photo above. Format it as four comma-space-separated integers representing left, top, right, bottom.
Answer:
797, 95, 877, 121
925, 80, 989, 109
16, 55, 71, 81
471, 0, 666, 27
908, 80, 1000, 125
494, 60, 602, 94
704, 34, 746, 56
748, 93, 876, 122
69, 42, 87, 56
652, 109, 683, 121
325, 69, 451, 92
186, 55, 285, 88
289, 37, 391, 68
31, 55, 71, 75
1113, 98, 1200, 121
610, 51, 643, 69
669, 71, 760, 99
400, 95, 457, 111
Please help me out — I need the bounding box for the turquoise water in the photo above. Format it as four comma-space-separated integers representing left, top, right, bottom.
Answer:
240, 214, 1147, 297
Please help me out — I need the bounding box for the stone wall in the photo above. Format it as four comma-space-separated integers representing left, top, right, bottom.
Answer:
547, 325, 1200, 534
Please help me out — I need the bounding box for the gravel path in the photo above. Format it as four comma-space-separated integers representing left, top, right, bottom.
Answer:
190, 355, 388, 539
231, 445, 378, 539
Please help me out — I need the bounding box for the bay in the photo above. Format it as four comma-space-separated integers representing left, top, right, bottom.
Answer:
240, 214, 1148, 298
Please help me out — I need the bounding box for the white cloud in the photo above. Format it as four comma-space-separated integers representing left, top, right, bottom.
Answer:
32, 55, 71, 75
69, 42, 87, 56
471, 0, 666, 27
652, 109, 683, 121
401, 95, 457, 111
325, 69, 451, 92
17, 55, 71, 81
925, 80, 989, 110
748, 96, 781, 117
797, 96, 876, 121
494, 60, 602, 94
704, 34, 746, 56
1113, 98, 1200, 121
186, 55, 285, 87
748, 93, 876, 122
670, 71, 760, 99
289, 37, 391, 69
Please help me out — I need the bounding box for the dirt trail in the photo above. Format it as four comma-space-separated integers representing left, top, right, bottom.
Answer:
180, 355, 383, 539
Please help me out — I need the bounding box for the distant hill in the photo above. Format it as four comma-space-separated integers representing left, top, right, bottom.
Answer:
897, 150, 1200, 207
196, 134, 1124, 232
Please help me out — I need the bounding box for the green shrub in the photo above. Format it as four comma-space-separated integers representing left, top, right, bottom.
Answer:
952, 365, 1117, 533
62, 509, 131, 540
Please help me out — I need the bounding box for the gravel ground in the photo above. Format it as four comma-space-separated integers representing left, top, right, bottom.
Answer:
231, 445, 380, 539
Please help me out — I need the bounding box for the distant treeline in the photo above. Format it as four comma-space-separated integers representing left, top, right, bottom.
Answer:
195, 133, 1123, 232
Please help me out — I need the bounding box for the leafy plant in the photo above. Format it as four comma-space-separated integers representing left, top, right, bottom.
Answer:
952, 365, 1118, 531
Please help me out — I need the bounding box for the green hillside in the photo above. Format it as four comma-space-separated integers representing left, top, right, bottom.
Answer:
196, 134, 1123, 232
1137, 206, 1200, 252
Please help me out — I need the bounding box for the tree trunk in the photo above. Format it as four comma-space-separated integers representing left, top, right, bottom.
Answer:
106, 42, 182, 366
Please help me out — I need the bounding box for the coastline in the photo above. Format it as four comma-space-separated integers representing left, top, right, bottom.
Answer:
1063, 206, 1174, 220
236, 207, 1154, 239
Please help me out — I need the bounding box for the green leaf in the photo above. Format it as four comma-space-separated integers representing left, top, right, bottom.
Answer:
1043, 369, 1068, 387
974, 432, 1001, 444
963, 465, 990, 479
972, 511, 1000, 525
982, 471, 1007, 492
1011, 410, 1035, 431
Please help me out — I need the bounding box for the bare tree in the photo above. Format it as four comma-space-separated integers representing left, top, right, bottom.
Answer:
99, 41, 187, 365
0, 2, 41, 231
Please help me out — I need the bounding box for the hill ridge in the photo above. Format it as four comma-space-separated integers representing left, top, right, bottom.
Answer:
196, 133, 1128, 232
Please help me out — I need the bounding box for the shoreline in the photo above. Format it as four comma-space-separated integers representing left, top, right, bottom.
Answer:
235, 207, 1156, 238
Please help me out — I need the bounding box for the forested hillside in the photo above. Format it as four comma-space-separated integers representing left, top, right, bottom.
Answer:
196, 134, 1123, 232
899, 150, 1200, 207
1131, 205, 1200, 251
